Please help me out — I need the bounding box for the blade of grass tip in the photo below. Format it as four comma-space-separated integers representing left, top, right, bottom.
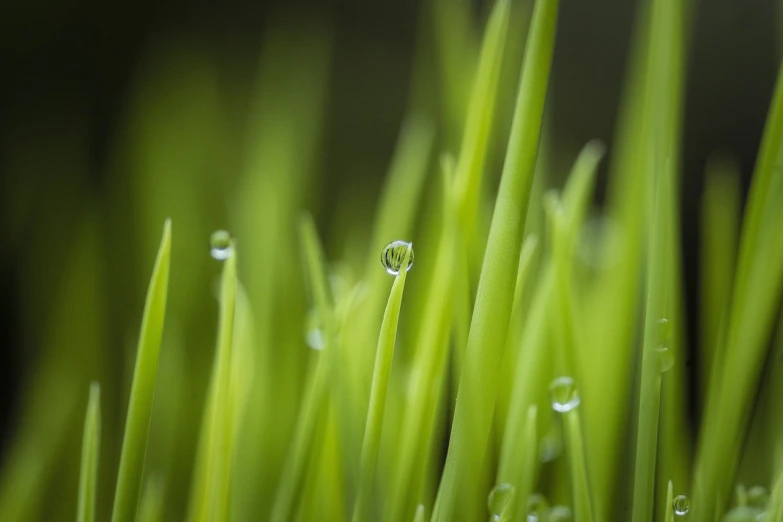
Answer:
136, 476, 165, 522
433, 0, 560, 518
270, 216, 339, 522
77, 382, 101, 522
206, 240, 238, 521
111, 219, 171, 522
185, 237, 238, 522
695, 59, 783, 517
449, 0, 510, 390
665, 480, 674, 522
453, 0, 508, 241
631, 173, 671, 522
413, 504, 426, 522
699, 155, 740, 407
352, 244, 413, 522
385, 158, 459, 522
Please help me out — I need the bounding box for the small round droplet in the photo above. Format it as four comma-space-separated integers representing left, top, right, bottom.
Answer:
673, 494, 690, 516
381, 241, 414, 275
487, 483, 514, 521
549, 506, 573, 521
550, 376, 580, 413
210, 230, 234, 260
656, 345, 675, 373
527, 493, 549, 521
748, 486, 770, 508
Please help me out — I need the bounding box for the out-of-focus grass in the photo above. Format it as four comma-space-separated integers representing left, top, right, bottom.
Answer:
2, 0, 783, 521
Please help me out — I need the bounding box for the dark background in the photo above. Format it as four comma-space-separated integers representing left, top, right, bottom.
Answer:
0, 0, 778, 445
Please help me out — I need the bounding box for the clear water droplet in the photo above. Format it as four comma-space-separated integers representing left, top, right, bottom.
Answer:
656, 317, 671, 341
549, 505, 573, 521
487, 483, 514, 520
673, 494, 690, 516
550, 376, 580, 413
210, 230, 234, 260
527, 494, 549, 521
381, 240, 414, 275
304, 308, 324, 350
656, 345, 675, 373
748, 486, 769, 508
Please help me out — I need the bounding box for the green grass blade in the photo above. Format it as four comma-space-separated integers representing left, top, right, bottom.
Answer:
631, 173, 671, 522
511, 405, 539, 522
77, 382, 101, 522
453, 0, 509, 237
270, 216, 339, 522
186, 239, 238, 522
111, 219, 172, 522
695, 58, 783, 517
385, 161, 459, 522
352, 245, 412, 522
767, 470, 783, 522
699, 156, 740, 406
665, 481, 674, 522
562, 408, 594, 522
207, 243, 238, 521
433, 0, 560, 518
412, 504, 425, 522
136, 476, 165, 522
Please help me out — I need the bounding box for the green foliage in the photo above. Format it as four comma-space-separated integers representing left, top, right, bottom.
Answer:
2, 0, 783, 521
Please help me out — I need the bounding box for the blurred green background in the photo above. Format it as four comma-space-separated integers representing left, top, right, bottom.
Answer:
0, 0, 780, 519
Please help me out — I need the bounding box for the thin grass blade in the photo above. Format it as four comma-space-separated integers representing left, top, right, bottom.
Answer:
111, 219, 172, 522
352, 245, 413, 522
77, 382, 101, 522
433, 0, 560, 518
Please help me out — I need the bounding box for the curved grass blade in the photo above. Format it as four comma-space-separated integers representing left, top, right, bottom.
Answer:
433, 0, 560, 518
205, 242, 238, 521
77, 382, 101, 522
699, 156, 740, 406
270, 216, 339, 522
111, 219, 171, 522
695, 58, 783, 518
631, 172, 672, 522
352, 245, 412, 522
385, 159, 459, 522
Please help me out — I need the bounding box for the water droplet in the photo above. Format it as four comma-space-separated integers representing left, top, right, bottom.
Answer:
656, 345, 675, 373
210, 230, 234, 260
304, 308, 324, 350
549, 505, 573, 521
550, 376, 580, 413
673, 494, 690, 516
526, 494, 549, 521
487, 483, 514, 520
381, 240, 414, 275
748, 486, 770, 508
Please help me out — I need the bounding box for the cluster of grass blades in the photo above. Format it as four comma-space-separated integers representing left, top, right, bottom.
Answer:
3, 0, 783, 520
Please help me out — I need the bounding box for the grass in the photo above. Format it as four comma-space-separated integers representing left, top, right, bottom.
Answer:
111, 219, 171, 522
3, 0, 783, 521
